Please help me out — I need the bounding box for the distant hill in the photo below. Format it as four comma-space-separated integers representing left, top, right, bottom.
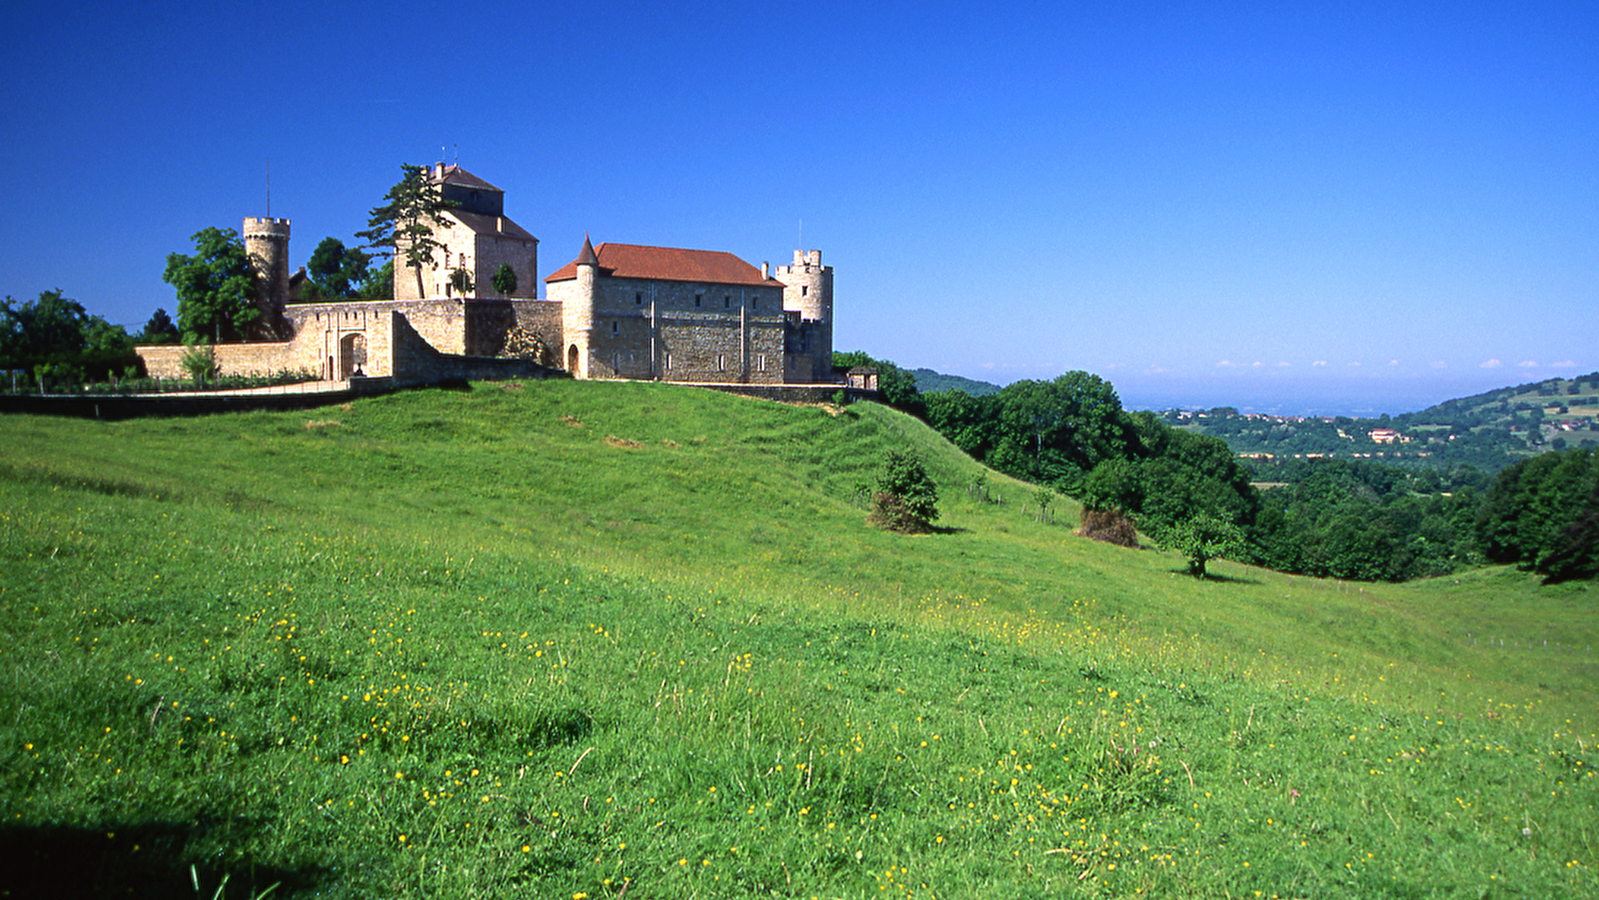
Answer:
1171, 371, 1599, 473
911, 367, 1002, 396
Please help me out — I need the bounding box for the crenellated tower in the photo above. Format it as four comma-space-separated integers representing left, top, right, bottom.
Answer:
776, 249, 833, 381
243, 217, 291, 338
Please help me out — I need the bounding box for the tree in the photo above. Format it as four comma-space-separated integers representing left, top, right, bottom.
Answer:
0, 289, 137, 382
356, 164, 456, 299
1, 289, 90, 371
359, 260, 394, 300
870, 450, 939, 533
140, 308, 180, 344
163, 227, 258, 342
80, 316, 136, 379
492, 262, 518, 297
305, 237, 373, 299
1161, 513, 1244, 578
449, 267, 474, 297
989, 372, 1131, 488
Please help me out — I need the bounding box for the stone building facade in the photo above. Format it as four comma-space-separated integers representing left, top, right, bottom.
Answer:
545, 238, 831, 384
392, 165, 539, 304
137, 166, 838, 391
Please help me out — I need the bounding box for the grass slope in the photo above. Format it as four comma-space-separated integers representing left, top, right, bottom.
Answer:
1, 380, 1595, 899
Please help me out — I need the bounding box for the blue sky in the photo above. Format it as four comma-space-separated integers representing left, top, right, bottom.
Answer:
3, 0, 1595, 415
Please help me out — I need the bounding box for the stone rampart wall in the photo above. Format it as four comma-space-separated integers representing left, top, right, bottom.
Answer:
135, 342, 302, 380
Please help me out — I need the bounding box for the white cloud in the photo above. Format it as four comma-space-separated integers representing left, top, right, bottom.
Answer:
1551, 359, 1576, 368
1480, 358, 1503, 368
1518, 360, 1539, 368
1347, 361, 1362, 367
1275, 361, 1291, 368
1147, 365, 1167, 374
1430, 360, 1448, 369
1388, 359, 1399, 366
1216, 360, 1240, 368
1252, 361, 1263, 368
1312, 360, 1328, 367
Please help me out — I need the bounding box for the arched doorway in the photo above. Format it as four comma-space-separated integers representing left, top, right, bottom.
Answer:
567, 344, 580, 375
340, 333, 368, 379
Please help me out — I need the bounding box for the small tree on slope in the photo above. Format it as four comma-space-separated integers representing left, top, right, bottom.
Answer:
870, 450, 939, 533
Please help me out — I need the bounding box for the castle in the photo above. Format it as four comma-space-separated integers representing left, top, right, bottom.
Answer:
137, 165, 851, 394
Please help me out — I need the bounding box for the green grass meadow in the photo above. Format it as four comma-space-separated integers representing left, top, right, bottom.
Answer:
1, 380, 1595, 898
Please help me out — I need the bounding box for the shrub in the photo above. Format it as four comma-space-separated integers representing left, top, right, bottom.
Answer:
1078, 508, 1138, 548
870, 491, 932, 534
870, 450, 938, 533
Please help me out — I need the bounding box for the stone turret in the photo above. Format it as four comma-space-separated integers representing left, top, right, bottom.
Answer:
776, 249, 833, 381
776, 249, 832, 324
560, 235, 599, 377
243, 217, 291, 339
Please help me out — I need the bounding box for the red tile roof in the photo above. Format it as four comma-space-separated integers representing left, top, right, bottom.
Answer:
545, 241, 779, 287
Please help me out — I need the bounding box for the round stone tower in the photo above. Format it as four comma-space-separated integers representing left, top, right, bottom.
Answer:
776, 249, 832, 324
776, 249, 833, 381
243, 217, 291, 338
560, 235, 599, 378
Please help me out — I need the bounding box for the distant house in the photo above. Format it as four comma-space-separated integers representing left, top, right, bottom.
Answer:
1369, 428, 1401, 444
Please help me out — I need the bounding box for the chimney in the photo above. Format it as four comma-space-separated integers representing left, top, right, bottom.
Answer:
497, 216, 504, 233
761, 261, 770, 279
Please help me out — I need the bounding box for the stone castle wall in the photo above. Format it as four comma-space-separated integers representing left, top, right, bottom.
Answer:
135, 342, 302, 380
570, 275, 791, 383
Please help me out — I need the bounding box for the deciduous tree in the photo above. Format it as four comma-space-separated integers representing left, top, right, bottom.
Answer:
163, 227, 258, 342
1162, 513, 1244, 578
305, 237, 373, 299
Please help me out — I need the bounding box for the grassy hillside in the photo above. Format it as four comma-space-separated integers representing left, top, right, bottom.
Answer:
1, 381, 1594, 898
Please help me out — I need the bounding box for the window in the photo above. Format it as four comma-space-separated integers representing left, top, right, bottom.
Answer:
751, 297, 758, 311
695, 295, 702, 308
801, 285, 808, 297
635, 292, 643, 305
716, 353, 725, 372
611, 321, 618, 334
758, 354, 766, 372
724, 296, 731, 309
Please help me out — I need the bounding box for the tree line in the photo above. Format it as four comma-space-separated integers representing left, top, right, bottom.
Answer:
846, 352, 1597, 584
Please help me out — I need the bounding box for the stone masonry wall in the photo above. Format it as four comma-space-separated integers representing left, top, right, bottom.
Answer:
580, 276, 789, 383
135, 343, 301, 380
470, 232, 538, 301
